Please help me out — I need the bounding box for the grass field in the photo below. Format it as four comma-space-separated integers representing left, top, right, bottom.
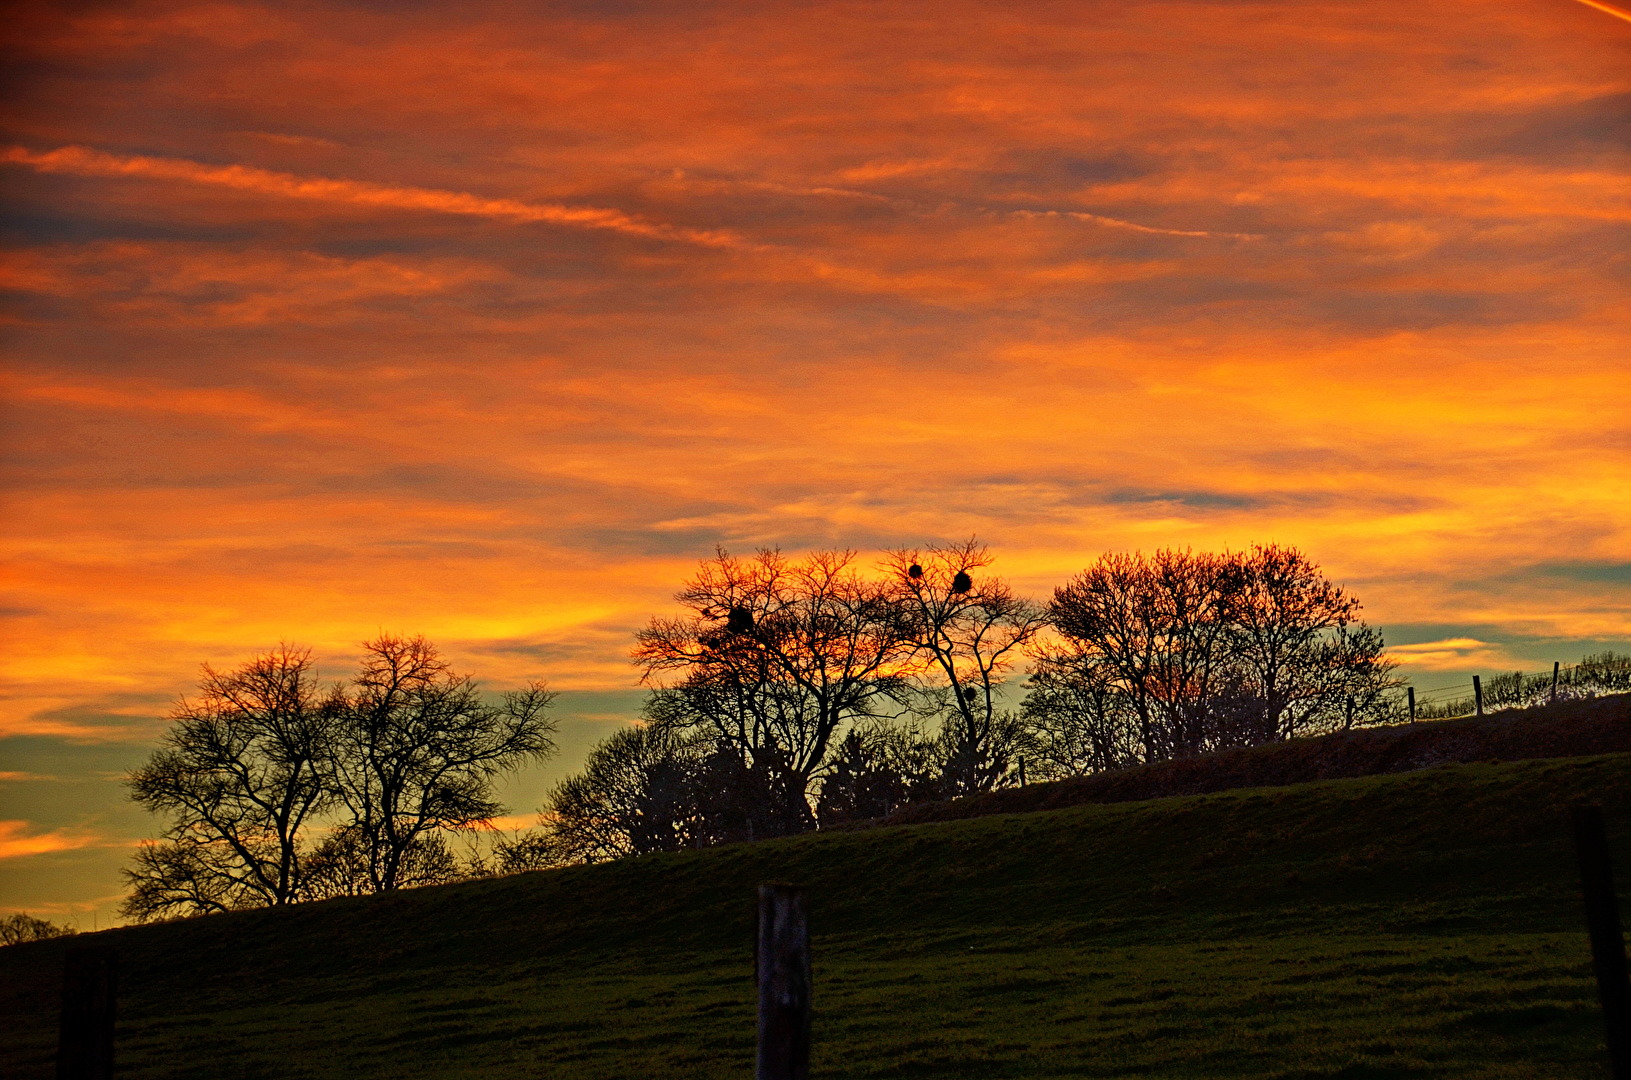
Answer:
3, 751, 1629, 1078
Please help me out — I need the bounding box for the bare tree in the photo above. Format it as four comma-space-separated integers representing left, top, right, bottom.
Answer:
633, 548, 913, 827
885, 541, 1048, 794
1048, 549, 1236, 761
325, 635, 558, 892
1037, 546, 1400, 768
1223, 544, 1382, 739
491, 828, 574, 875
123, 646, 332, 920
1019, 644, 1141, 778
298, 826, 461, 899
0, 912, 72, 946
124, 636, 557, 915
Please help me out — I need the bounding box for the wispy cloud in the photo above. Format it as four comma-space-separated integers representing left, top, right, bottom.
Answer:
2, 145, 745, 248
1387, 638, 1511, 671
483, 814, 538, 833
1570, 0, 1631, 26
1008, 208, 1260, 240
0, 820, 115, 860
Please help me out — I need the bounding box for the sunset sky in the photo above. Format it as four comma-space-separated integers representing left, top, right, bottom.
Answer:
2, 0, 1628, 926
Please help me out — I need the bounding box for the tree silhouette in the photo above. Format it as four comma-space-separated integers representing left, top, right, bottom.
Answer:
633, 548, 913, 828
1037, 546, 1400, 769
542, 723, 707, 862
326, 635, 557, 892
124, 646, 333, 919
1222, 544, 1398, 742
885, 540, 1046, 795
124, 636, 557, 918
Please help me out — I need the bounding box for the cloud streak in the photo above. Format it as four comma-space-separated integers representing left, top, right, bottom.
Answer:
0, 820, 112, 860
1008, 209, 1260, 240
2, 145, 745, 248
1570, 0, 1631, 25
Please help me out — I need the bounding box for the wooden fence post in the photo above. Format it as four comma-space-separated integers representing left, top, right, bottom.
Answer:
757, 884, 810, 1080
1407, 686, 1416, 724
57, 946, 116, 1080
1018, 756, 1027, 787
1553, 661, 1562, 703
1571, 805, 1631, 1080
1473, 675, 1484, 718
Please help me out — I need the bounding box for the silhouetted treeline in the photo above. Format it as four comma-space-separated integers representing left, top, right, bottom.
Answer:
502, 541, 1406, 869
0, 913, 70, 946
122, 539, 1630, 911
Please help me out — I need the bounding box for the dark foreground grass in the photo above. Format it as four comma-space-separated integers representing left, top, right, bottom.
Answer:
3, 753, 1629, 1078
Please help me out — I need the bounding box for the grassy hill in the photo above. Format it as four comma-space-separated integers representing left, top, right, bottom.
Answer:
4, 729, 1631, 1077
878, 693, 1631, 827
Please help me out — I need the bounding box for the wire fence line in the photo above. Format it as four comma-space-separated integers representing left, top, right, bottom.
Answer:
1407, 651, 1631, 721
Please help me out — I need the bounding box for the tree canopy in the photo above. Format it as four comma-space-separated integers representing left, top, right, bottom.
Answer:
123, 636, 556, 921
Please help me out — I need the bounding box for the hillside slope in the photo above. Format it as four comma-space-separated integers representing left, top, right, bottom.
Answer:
3, 751, 1630, 1079
877, 693, 1631, 827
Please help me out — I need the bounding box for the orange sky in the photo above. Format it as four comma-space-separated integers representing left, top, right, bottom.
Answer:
2, 0, 1628, 923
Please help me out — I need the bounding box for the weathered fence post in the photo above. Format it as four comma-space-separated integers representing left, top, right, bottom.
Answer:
756, 884, 810, 1080
1407, 686, 1416, 723
1473, 675, 1484, 718
1018, 756, 1027, 787
57, 946, 116, 1080
1553, 661, 1562, 703
1571, 805, 1631, 1080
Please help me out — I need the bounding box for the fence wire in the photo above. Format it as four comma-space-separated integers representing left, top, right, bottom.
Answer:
1408, 652, 1631, 721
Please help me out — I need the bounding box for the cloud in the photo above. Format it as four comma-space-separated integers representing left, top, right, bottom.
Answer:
0, 820, 115, 860
1532, 561, 1631, 586
1570, 0, 1631, 26
2, 145, 745, 248
1386, 638, 1511, 671
483, 814, 538, 832
1, 694, 174, 743
4, 241, 516, 327
0, 893, 122, 922
1008, 208, 1259, 240
1, 0, 1628, 906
